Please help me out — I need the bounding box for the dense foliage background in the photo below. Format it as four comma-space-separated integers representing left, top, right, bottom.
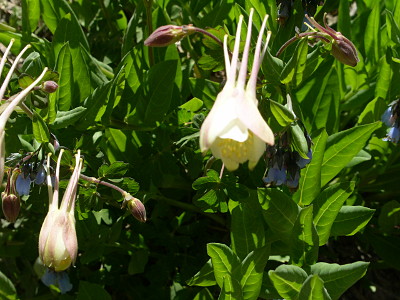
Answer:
1, 0, 400, 299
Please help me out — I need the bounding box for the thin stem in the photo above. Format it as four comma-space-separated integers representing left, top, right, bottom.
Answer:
276, 32, 319, 57
192, 27, 223, 47
18, 102, 34, 119
79, 173, 126, 195
144, 0, 154, 67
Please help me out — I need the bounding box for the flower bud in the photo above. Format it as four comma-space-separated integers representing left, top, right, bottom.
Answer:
124, 193, 146, 222
42, 81, 59, 93
39, 210, 78, 272
144, 25, 195, 47
1, 192, 20, 223
331, 34, 359, 67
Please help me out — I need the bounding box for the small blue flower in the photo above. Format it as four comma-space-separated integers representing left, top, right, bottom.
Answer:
287, 171, 300, 189
263, 163, 287, 186
384, 126, 400, 143
15, 174, 31, 196
381, 107, 394, 127
41, 269, 73, 294
34, 165, 46, 185
296, 149, 312, 169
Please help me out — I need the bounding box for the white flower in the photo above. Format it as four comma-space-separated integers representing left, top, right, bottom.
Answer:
39, 150, 83, 272
199, 9, 274, 171
0, 40, 48, 184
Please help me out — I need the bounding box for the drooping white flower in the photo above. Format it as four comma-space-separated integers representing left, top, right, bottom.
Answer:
199, 9, 274, 171
0, 40, 48, 184
39, 150, 83, 272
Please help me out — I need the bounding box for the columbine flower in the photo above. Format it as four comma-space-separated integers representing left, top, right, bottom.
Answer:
199, 9, 274, 171
38, 150, 83, 272
0, 40, 48, 184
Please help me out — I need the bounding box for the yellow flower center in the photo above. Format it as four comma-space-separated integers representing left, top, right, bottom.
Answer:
216, 131, 254, 164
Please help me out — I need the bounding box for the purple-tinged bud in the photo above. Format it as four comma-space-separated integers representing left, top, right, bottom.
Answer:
124, 193, 146, 222
144, 25, 195, 47
1, 192, 20, 223
42, 81, 59, 93
331, 34, 359, 67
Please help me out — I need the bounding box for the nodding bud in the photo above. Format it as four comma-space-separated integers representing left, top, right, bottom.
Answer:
1, 192, 20, 223
331, 34, 359, 67
123, 193, 146, 222
144, 25, 195, 47
42, 81, 59, 93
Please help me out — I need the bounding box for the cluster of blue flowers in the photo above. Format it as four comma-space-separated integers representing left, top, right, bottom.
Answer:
263, 132, 312, 190
15, 162, 47, 196
382, 100, 400, 143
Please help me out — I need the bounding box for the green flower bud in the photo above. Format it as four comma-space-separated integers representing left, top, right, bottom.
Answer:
144, 25, 195, 47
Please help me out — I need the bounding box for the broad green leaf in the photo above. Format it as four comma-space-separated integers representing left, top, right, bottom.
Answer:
386, 9, 400, 45
330, 206, 375, 236
240, 246, 270, 300
295, 129, 328, 205
54, 42, 72, 111
378, 200, 400, 233
229, 193, 265, 260
21, 0, 40, 34
358, 97, 386, 125
321, 122, 381, 186
143, 60, 178, 125
187, 259, 217, 287
290, 123, 309, 159
32, 112, 50, 143
345, 149, 372, 168
268, 265, 308, 300
189, 78, 220, 109
98, 162, 129, 178
18, 74, 34, 89
313, 182, 355, 245
290, 205, 319, 266
375, 49, 393, 100
269, 99, 295, 127
258, 188, 300, 238
298, 275, 332, 300
310, 262, 369, 300
337, 0, 351, 38
0, 271, 17, 300
364, 2, 380, 64
207, 243, 241, 289
280, 38, 309, 88
193, 288, 214, 300
40, 0, 77, 33
52, 106, 87, 129
262, 49, 284, 85
218, 275, 243, 300
128, 249, 149, 275
77, 281, 111, 300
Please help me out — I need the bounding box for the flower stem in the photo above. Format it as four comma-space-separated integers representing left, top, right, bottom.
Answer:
79, 174, 126, 195
192, 27, 223, 47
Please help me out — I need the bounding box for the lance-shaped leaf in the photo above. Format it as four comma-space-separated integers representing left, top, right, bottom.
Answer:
32, 111, 50, 143
269, 265, 308, 299
330, 206, 375, 236
298, 274, 332, 300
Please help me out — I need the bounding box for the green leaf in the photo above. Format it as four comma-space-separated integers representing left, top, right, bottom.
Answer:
330, 206, 375, 236
310, 262, 369, 300
40, 0, 76, 33
268, 265, 308, 300
262, 49, 284, 85
52, 106, 87, 129
77, 281, 111, 300
313, 182, 355, 245
290, 123, 309, 159
386, 9, 400, 45
187, 259, 217, 287
32, 112, 50, 143
321, 122, 381, 186
358, 97, 386, 126
345, 149, 372, 168
367, 232, 400, 270
364, 2, 380, 63
98, 162, 129, 178
53, 42, 73, 111
0, 271, 17, 300
240, 246, 270, 300
378, 200, 400, 233
229, 193, 265, 260
193, 288, 214, 300
128, 249, 149, 275
21, 0, 40, 34
375, 49, 394, 100
280, 38, 309, 88
269, 99, 295, 127
218, 275, 243, 300
290, 205, 319, 266
294, 128, 328, 205
298, 275, 332, 300
18, 74, 34, 89
207, 243, 241, 289
258, 188, 300, 238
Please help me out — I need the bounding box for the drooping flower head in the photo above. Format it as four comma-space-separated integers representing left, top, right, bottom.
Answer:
39, 150, 83, 272
199, 9, 274, 171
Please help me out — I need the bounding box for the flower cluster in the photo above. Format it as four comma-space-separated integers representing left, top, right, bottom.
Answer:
263, 131, 312, 190
382, 100, 400, 143
199, 9, 274, 171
